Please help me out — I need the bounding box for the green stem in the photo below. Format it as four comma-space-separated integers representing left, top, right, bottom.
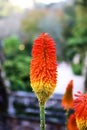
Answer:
40, 105, 46, 130
65, 109, 69, 130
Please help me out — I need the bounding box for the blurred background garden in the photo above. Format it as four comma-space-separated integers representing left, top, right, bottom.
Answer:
0, 0, 87, 130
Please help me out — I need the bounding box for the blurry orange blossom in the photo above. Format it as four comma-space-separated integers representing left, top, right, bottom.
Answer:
68, 113, 79, 130
61, 80, 73, 110
73, 91, 87, 130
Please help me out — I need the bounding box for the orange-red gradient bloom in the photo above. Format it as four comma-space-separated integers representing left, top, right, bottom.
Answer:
61, 80, 73, 110
30, 33, 57, 105
68, 113, 79, 130
73, 92, 87, 130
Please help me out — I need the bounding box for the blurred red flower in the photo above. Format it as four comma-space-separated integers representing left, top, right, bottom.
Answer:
61, 80, 73, 110
68, 113, 79, 130
73, 91, 87, 130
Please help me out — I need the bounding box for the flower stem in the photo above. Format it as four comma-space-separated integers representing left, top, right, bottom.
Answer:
65, 109, 69, 130
40, 105, 46, 130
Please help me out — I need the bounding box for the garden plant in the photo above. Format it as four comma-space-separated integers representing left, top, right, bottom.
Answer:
30, 32, 87, 130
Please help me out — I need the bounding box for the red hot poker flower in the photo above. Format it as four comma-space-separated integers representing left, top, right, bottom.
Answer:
30, 33, 57, 105
61, 80, 73, 110
73, 92, 87, 130
68, 113, 79, 130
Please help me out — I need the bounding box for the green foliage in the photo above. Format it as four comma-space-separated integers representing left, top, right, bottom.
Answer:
4, 36, 20, 57
67, 19, 87, 63
3, 36, 32, 92
71, 63, 83, 75
67, 19, 87, 47
64, 1, 87, 67
65, 47, 77, 61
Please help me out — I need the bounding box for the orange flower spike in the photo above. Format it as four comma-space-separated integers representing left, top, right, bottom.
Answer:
61, 80, 73, 110
30, 33, 57, 105
73, 92, 87, 130
68, 113, 79, 130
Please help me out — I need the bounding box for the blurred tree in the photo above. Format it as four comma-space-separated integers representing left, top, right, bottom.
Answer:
68, 0, 87, 61
64, 0, 87, 75
3, 36, 32, 92
21, 9, 46, 42
21, 9, 65, 59
0, 0, 23, 17
0, 0, 9, 17
63, 4, 75, 61
4, 36, 20, 57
